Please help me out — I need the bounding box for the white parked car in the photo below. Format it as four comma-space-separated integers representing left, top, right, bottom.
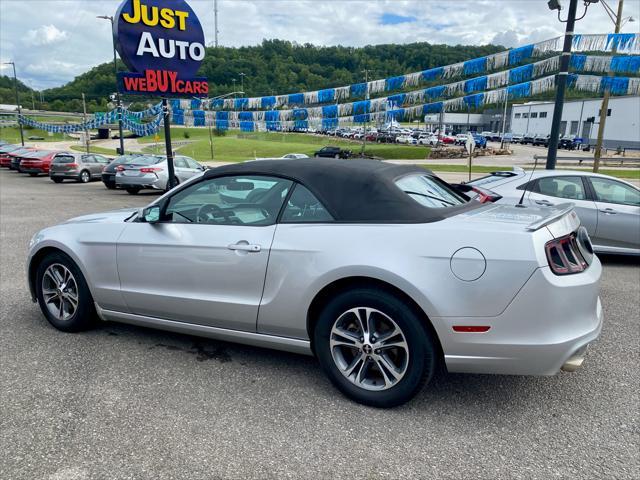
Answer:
418, 135, 439, 146
396, 135, 417, 145
281, 153, 310, 159
116, 154, 204, 194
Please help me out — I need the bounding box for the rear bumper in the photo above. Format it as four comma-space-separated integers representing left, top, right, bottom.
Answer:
437, 257, 603, 376
116, 174, 165, 190
50, 171, 79, 179
21, 167, 46, 174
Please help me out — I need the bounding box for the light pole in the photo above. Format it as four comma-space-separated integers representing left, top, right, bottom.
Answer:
593, 0, 630, 172
239, 73, 246, 96
97, 15, 125, 155
545, 0, 600, 169
199, 91, 244, 159
360, 69, 373, 156
3, 61, 24, 146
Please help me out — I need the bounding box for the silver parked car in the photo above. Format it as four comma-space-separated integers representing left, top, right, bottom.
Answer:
116, 154, 204, 194
468, 168, 640, 255
27, 159, 602, 407
49, 153, 112, 183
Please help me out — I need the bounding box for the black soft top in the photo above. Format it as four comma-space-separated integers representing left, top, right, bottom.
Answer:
205, 158, 472, 223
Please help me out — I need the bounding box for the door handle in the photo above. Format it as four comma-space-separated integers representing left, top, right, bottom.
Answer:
228, 242, 261, 252
535, 200, 553, 206
599, 208, 617, 215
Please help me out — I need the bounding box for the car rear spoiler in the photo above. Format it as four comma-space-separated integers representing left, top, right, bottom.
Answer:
525, 203, 575, 232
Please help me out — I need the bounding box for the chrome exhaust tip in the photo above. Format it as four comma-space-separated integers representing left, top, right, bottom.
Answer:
561, 353, 585, 372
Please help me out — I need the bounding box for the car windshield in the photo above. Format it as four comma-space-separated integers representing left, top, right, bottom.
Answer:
53, 155, 76, 163
395, 174, 466, 208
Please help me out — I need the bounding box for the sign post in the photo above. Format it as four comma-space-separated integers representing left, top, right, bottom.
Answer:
112, 0, 207, 190
465, 133, 475, 182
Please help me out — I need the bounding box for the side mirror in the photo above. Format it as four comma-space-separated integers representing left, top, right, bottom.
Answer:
142, 205, 161, 223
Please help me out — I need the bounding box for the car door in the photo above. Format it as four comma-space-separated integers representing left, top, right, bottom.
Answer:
92, 155, 110, 177
116, 174, 293, 331
172, 156, 191, 183
79, 155, 95, 176
586, 176, 640, 251
526, 175, 598, 235
183, 157, 204, 180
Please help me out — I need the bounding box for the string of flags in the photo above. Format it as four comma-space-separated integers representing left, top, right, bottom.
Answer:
172, 74, 640, 131
18, 103, 164, 135
170, 54, 639, 125
170, 33, 639, 112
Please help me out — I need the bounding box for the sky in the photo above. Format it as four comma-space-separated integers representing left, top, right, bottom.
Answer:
0, 0, 638, 90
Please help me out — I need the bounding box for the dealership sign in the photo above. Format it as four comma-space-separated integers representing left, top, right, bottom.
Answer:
114, 0, 208, 97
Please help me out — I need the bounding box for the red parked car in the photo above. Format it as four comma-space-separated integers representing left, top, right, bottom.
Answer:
2, 147, 37, 169
18, 150, 61, 176
0, 144, 24, 167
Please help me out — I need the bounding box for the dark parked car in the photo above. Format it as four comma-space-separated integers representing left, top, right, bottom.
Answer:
522, 135, 535, 145
376, 133, 397, 144
533, 135, 550, 147
559, 137, 584, 150
314, 146, 352, 159
50, 153, 112, 183
101, 154, 144, 189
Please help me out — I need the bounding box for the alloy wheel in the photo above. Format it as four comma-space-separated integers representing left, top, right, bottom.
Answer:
330, 307, 409, 391
41, 263, 79, 321
80, 171, 90, 183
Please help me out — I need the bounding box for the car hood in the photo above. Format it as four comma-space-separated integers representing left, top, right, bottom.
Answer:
64, 208, 139, 224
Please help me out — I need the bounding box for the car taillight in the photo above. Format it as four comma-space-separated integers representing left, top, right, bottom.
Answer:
140, 167, 163, 173
471, 186, 502, 204
67, 163, 78, 168
545, 232, 588, 275
116, 165, 125, 171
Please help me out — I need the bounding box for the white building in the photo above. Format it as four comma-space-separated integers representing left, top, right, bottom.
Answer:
510, 95, 640, 149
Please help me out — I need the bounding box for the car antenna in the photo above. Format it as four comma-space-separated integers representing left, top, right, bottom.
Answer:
515, 157, 539, 208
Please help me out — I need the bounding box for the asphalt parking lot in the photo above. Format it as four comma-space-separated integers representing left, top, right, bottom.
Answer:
1, 169, 638, 480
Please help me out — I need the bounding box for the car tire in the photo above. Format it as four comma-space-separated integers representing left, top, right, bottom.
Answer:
126, 187, 141, 195
104, 182, 116, 190
35, 251, 96, 332
313, 287, 437, 408
29, 172, 38, 177
78, 170, 90, 183
51, 177, 63, 183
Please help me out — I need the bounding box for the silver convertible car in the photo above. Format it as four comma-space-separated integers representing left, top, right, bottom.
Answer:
27, 159, 603, 407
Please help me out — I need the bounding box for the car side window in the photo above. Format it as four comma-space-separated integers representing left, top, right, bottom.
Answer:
281, 184, 334, 223
186, 158, 201, 170
95, 155, 110, 164
536, 176, 586, 200
81, 155, 93, 164
174, 157, 188, 168
164, 175, 293, 226
589, 177, 640, 206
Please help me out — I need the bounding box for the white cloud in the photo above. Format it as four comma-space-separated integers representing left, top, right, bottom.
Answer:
0, 0, 637, 90
25, 25, 68, 46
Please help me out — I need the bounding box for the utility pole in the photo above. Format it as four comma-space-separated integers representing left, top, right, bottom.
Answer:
361, 69, 371, 156
546, 0, 579, 169
82, 93, 90, 154
594, 0, 624, 173
162, 98, 176, 190
500, 94, 509, 149
214, 0, 219, 47
4, 62, 24, 146
546, 0, 599, 168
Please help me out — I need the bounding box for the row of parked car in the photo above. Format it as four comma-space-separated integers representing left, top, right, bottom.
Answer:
0, 142, 205, 195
